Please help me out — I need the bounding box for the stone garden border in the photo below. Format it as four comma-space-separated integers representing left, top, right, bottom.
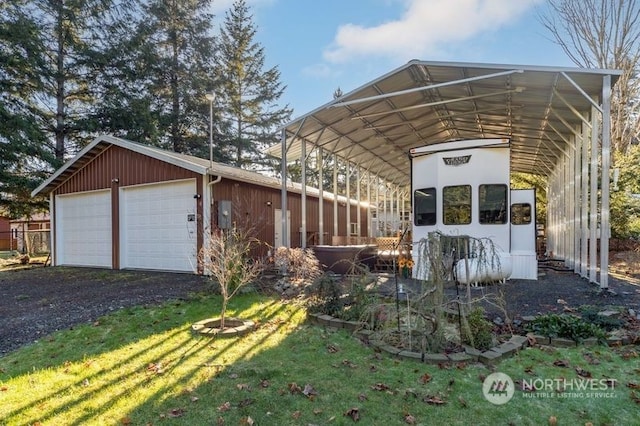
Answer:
307, 313, 636, 365
191, 317, 255, 337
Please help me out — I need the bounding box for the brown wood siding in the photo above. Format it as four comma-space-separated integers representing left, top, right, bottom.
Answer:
211, 179, 368, 252
0, 217, 10, 250
53, 145, 197, 195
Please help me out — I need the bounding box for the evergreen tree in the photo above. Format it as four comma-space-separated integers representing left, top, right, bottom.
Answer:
129, 0, 217, 155
215, 0, 291, 170
0, 1, 52, 217
20, 0, 128, 161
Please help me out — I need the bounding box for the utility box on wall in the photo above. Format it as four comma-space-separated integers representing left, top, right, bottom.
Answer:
218, 200, 232, 229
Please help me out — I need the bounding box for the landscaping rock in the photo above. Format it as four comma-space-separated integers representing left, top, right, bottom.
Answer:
479, 350, 502, 364
398, 350, 423, 361
423, 353, 449, 364
509, 335, 529, 349
550, 337, 576, 347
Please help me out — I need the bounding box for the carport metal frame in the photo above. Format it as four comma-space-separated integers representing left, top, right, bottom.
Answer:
268, 60, 621, 289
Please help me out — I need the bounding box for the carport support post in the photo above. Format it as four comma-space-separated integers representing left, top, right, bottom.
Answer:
599, 75, 611, 290
301, 132, 307, 248
280, 128, 289, 248
333, 157, 338, 239
356, 166, 361, 237
346, 161, 351, 237
318, 147, 324, 245
580, 120, 589, 277
589, 106, 599, 284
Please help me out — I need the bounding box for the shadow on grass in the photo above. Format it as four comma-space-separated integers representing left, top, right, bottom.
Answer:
0, 293, 290, 425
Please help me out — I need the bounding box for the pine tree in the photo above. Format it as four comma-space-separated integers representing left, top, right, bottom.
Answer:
215, 0, 291, 170
129, 0, 217, 155
0, 1, 53, 217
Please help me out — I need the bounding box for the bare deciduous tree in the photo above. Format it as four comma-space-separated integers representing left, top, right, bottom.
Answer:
540, 0, 640, 152
200, 227, 264, 329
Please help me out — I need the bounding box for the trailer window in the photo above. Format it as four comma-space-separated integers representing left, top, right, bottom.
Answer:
414, 187, 436, 225
511, 203, 532, 225
443, 185, 471, 225
479, 184, 507, 224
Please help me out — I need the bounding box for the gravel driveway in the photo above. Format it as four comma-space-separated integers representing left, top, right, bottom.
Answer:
0, 266, 208, 355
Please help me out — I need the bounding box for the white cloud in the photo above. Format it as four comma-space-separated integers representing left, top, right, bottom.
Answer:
323, 0, 544, 63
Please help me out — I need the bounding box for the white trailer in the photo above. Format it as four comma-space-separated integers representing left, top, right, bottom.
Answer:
410, 138, 537, 283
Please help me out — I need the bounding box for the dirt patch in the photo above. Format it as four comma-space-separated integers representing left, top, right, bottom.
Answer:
0, 267, 208, 355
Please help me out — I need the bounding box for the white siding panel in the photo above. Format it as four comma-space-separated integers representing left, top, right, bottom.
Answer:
121, 179, 197, 272
56, 190, 112, 267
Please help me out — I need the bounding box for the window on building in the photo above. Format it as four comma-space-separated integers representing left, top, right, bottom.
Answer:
414, 187, 436, 225
479, 184, 508, 224
511, 203, 532, 225
443, 185, 471, 225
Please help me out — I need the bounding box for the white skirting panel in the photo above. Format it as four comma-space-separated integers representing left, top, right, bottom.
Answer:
509, 252, 538, 280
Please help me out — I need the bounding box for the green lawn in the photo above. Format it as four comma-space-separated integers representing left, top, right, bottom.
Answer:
0, 292, 638, 425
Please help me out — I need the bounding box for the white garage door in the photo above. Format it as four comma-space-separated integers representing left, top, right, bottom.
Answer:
120, 179, 197, 272
56, 190, 112, 267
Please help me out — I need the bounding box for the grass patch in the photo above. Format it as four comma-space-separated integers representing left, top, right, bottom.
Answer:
1, 294, 639, 425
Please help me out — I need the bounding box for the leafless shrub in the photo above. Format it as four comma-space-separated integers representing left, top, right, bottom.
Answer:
272, 247, 322, 281
199, 227, 265, 329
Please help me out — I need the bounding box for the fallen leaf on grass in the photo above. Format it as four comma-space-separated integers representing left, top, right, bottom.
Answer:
342, 359, 358, 368
456, 362, 467, 370
147, 362, 163, 374
260, 379, 270, 388
167, 408, 185, 418
419, 373, 432, 384
371, 382, 391, 391
575, 367, 592, 378
553, 359, 570, 367
217, 401, 231, 412
303, 383, 318, 398
313, 408, 323, 415
404, 413, 416, 424
548, 415, 557, 425
120, 417, 132, 425
292, 411, 301, 419
627, 382, 640, 389
327, 344, 339, 353
583, 353, 601, 365
288, 382, 302, 394
216, 416, 225, 425
631, 390, 640, 404
236, 383, 250, 391
423, 395, 446, 405
239, 416, 254, 425
344, 407, 360, 422
1, 386, 8, 392
620, 349, 639, 360
358, 393, 368, 401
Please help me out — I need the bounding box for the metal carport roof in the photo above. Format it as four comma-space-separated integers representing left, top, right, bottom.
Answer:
268, 59, 621, 188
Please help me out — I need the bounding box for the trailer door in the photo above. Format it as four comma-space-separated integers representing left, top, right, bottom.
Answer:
510, 189, 537, 279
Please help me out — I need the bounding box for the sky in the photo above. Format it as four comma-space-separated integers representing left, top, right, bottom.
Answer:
211, 0, 573, 119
